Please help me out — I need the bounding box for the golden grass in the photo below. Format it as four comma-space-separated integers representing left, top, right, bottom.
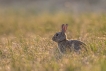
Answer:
0, 9, 106, 71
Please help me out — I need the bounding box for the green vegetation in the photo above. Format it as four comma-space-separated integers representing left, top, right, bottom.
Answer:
0, 10, 106, 71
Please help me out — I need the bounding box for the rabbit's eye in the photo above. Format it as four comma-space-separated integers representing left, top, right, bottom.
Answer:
56, 34, 59, 36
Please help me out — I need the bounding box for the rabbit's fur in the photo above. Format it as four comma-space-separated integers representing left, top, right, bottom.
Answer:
52, 24, 87, 53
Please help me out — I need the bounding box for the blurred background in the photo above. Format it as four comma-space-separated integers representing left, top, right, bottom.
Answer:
0, 0, 106, 13
0, 0, 106, 37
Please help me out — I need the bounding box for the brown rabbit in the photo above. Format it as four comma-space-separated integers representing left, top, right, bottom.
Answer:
52, 24, 87, 53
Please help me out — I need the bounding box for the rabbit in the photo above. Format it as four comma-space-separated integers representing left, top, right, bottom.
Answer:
52, 24, 87, 54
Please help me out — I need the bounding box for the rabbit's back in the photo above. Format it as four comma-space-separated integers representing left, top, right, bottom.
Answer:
68, 40, 86, 51
58, 40, 86, 53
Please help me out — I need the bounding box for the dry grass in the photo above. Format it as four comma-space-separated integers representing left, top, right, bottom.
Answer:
0, 9, 106, 71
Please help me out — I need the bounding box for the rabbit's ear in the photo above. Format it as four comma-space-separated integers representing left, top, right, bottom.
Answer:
61, 24, 66, 33
65, 24, 68, 32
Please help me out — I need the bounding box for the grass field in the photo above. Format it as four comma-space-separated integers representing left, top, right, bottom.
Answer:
0, 9, 106, 71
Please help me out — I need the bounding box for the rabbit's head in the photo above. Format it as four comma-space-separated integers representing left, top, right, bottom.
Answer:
52, 24, 68, 42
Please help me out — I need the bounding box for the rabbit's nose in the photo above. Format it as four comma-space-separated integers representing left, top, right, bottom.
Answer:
52, 37, 55, 41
